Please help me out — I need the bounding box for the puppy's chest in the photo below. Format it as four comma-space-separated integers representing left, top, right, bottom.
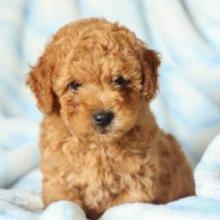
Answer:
63, 143, 157, 192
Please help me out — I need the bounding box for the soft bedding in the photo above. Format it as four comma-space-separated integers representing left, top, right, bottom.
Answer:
0, 0, 220, 219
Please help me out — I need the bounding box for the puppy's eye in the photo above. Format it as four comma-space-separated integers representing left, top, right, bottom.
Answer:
69, 81, 81, 91
114, 76, 128, 86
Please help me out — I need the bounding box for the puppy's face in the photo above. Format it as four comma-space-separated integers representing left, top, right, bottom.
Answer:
28, 19, 160, 143
54, 46, 143, 142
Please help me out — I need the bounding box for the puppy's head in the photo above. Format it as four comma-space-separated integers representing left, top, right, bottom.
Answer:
28, 18, 160, 142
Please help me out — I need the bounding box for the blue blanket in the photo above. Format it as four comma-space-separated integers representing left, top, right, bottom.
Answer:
0, 0, 220, 219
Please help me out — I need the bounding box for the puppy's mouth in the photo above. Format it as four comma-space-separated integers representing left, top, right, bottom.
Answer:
96, 126, 110, 134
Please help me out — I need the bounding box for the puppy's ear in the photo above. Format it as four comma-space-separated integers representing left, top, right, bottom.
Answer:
27, 50, 56, 114
141, 48, 160, 101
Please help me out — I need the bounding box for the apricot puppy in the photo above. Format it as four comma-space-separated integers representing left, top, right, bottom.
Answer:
28, 18, 194, 219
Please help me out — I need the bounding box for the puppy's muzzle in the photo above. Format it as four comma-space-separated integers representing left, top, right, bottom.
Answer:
93, 111, 114, 127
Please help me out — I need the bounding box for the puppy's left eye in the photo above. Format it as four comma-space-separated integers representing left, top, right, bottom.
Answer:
114, 76, 128, 86
69, 81, 81, 91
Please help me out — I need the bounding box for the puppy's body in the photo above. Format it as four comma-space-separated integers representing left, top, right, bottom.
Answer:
41, 111, 193, 219
28, 18, 194, 219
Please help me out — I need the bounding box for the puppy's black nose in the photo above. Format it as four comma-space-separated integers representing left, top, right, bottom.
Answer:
93, 111, 114, 127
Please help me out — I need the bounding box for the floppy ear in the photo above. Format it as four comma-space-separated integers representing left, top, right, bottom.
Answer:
141, 48, 160, 101
27, 50, 56, 114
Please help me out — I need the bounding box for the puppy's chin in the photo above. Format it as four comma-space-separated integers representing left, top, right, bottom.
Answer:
70, 123, 133, 144
91, 133, 124, 144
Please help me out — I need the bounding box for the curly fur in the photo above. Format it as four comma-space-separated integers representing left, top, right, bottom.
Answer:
27, 18, 194, 220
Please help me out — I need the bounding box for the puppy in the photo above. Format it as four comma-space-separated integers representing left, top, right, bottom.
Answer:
28, 18, 194, 219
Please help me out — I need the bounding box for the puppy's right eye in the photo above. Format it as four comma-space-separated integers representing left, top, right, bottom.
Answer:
69, 81, 81, 91
114, 76, 129, 86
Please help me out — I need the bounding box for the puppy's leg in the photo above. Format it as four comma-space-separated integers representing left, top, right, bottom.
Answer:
42, 179, 82, 208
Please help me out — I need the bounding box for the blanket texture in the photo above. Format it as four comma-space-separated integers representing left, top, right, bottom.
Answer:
0, 0, 220, 219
